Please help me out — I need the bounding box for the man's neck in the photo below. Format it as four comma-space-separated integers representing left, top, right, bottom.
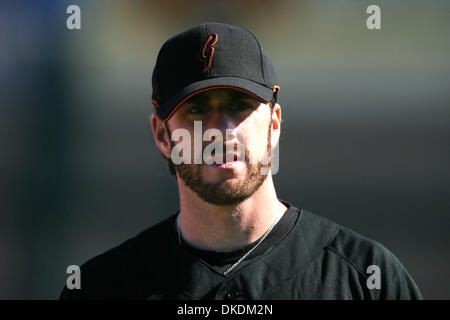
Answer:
177, 176, 287, 252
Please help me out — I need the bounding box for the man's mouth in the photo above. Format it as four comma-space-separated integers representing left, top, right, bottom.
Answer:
205, 153, 244, 167
223, 153, 238, 163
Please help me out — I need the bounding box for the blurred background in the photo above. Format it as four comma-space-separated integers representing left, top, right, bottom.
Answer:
0, 0, 449, 299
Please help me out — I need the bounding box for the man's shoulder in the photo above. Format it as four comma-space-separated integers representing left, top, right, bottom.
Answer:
296, 209, 405, 272
84, 214, 176, 268
312, 213, 423, 299
265, 208, 422, 299
59, 214, 177, 299
326, 223, 394, 272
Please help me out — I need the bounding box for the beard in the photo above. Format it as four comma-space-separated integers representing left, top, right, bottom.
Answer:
170, 123, 273, 206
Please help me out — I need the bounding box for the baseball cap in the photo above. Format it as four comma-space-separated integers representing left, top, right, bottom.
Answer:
151, 22, 280, 121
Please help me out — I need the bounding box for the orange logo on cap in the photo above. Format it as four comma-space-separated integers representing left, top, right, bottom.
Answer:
199, 33, 218, 73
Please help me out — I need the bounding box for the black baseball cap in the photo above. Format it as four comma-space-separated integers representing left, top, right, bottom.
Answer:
151, 22, 280, 121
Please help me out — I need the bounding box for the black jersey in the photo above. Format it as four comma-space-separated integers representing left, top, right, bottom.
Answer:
177, 200, 299, 276
59, 201, 422, 300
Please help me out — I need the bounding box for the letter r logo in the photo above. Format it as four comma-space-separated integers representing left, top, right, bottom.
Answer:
199, 33, 218, 73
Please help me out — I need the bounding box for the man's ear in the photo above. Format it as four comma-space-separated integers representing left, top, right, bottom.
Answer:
271, 103, 282, 130
270, 103, 282, 145
151, 113, 172, 159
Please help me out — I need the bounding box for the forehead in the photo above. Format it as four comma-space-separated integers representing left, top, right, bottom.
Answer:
183, 88, 259, 105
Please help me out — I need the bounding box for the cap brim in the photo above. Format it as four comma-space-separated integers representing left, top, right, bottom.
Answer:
158, 77, 274, 121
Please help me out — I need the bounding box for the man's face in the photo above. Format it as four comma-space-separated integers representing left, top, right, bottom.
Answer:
164, 88, 275, 206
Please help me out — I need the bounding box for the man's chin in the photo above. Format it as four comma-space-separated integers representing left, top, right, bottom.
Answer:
193, 184, 252, 207
175, 161, 268, 206
196, 173, 268, 206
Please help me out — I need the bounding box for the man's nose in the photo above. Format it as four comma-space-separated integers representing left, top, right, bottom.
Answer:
205, 109, 236, 133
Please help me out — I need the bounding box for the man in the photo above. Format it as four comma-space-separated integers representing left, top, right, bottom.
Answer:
60, 22, 422, 300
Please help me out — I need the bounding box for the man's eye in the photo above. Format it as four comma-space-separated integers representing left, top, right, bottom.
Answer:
229, 103, 251, 111
188, 106, 206, 114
